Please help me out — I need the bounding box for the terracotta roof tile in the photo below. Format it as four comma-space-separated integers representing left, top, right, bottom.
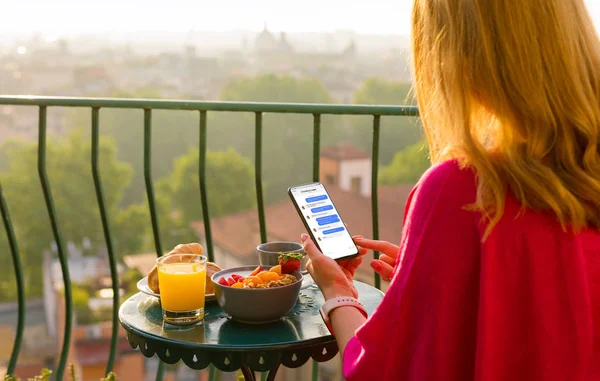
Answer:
320, 143, 371, 161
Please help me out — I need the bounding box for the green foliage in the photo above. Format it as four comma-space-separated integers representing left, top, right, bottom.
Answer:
4, 366, 116, 381
72, 284, 95, 325
4, 368, 52, 381
214, 74, 345, 202
0, 227, 17, 301
113, 203, 151, 257
121, 268, 144, 302
156, 147, 256, 250
349, 78, 422, 165
0, 131, 138, 300
70, 99, 200, 207
379, 140, 431, 185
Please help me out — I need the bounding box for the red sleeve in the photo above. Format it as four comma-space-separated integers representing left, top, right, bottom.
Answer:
343, 160, 482, 380
343, 160, 596, 381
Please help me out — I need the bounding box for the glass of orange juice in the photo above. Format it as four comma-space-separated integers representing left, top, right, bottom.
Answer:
156, 254, 207, 326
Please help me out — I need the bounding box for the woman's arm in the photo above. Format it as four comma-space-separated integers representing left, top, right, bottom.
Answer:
328, 305, 367, 355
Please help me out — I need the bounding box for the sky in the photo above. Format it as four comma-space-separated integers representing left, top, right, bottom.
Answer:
0, 0, 599, 37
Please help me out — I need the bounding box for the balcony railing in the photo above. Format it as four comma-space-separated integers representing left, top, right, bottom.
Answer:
0, 96, 419, 381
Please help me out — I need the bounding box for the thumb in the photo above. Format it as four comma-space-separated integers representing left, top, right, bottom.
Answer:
301, 233, 321, 260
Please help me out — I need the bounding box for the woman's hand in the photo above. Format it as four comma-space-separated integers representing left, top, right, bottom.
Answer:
302, 233, 365, 300
353, 238, 399, 282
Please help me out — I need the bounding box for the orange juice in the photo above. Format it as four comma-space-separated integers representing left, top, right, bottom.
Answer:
158, 263, 206, 312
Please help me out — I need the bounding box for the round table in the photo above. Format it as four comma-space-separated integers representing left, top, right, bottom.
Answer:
119, 279, 383, 381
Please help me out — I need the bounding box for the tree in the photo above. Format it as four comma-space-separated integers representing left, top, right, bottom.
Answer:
65, 88, 199, 207
113, 203, 151, 256
379, 140, 431, 185
0, 131, 145, 299
349, 78, 423, 166
214, 74, 345, 202
72, 285, 94, 325
155, 147, 256, 250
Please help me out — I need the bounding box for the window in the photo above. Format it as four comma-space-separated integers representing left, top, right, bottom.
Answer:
351, 176, 362, 195
326, 174, 336, 185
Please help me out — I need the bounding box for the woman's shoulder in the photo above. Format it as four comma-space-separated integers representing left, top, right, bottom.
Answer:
414, 159, 478, 201
400, 159, 479, 229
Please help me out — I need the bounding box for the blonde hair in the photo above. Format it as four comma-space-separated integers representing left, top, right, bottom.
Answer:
412, 0, 600, 237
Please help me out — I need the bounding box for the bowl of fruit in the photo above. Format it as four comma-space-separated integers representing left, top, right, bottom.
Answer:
212, 253, 304, 324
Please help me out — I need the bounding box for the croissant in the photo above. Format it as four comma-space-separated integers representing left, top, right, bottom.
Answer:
148, 243, 220, 294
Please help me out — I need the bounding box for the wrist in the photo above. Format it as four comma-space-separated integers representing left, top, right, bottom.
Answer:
319, 296, 368, 335
322, 286, 354, 301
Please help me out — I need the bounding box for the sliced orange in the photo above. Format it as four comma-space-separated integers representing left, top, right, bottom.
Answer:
231, 282, 244, 288
243, 276, 263, 285
269, 265, 282, 275
257, 271, 280, 282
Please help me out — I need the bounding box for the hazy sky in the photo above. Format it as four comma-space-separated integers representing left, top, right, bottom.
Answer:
1, 0, 599, 37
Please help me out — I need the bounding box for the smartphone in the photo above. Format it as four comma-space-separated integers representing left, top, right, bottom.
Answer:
288, 182, 360, 261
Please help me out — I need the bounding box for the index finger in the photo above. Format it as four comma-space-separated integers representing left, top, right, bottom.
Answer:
353, 238, 399, 254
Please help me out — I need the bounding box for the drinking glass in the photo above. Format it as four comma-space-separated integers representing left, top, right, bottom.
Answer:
156, 254, 207, 326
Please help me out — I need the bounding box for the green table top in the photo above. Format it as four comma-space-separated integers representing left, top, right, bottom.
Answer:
119, 278, 384, 373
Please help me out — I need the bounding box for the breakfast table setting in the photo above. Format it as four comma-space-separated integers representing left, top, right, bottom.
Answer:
119, 241, 384, 380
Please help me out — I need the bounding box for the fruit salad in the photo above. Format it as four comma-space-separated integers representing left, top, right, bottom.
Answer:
217, 265, 298, 289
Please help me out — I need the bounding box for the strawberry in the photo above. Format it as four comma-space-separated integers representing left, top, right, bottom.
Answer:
218, 277, 228, 286
278, 252, 303, 274
231, 274, 245, 282
226, 277, 236, 286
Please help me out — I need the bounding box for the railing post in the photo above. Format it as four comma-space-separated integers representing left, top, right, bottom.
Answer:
91, 107, 120, 375
371, 115, 381, 290
0, 183, 25, 376
312, 114, 321, 182
311, 113, 322, 381
143, 108, 165, 381
38, 106, 73, 380
199, 111, 214, 263
255, 112, 267, 243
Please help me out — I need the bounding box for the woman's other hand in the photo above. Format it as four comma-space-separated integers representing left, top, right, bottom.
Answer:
302, 233, 365, 300
353, 237, 399, 282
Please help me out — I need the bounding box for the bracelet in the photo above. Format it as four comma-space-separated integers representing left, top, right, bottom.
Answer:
319, 296, 368, 335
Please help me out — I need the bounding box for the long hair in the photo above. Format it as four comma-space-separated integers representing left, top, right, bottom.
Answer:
412, 0, 600, 238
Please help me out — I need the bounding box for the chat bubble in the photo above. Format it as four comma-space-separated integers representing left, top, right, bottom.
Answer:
311, 205, 333, 213
316, 215, 340, 226
323, 226, 345, 235
306, 195, 328, 203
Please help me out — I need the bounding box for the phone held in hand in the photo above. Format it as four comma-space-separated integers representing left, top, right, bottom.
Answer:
288, 182, 359, 261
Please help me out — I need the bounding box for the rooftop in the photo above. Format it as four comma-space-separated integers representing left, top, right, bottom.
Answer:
320, 143, 371, 161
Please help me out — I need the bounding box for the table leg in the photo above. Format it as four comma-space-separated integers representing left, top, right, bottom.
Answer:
266, 362, 281, 381
241, 364, 256, 381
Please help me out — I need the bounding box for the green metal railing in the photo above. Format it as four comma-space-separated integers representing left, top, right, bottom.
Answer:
0, 96, 419, 381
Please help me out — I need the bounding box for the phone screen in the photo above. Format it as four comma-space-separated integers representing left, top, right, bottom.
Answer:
289, 182, 359, 260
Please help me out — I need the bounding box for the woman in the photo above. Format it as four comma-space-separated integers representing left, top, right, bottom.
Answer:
303, 0, 600, 380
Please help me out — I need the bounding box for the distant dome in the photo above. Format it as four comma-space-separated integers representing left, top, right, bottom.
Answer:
255, 23, 277, 52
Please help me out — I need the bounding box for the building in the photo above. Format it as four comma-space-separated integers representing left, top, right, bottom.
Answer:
41, 245, 149, 381
0, 299, 56, 379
